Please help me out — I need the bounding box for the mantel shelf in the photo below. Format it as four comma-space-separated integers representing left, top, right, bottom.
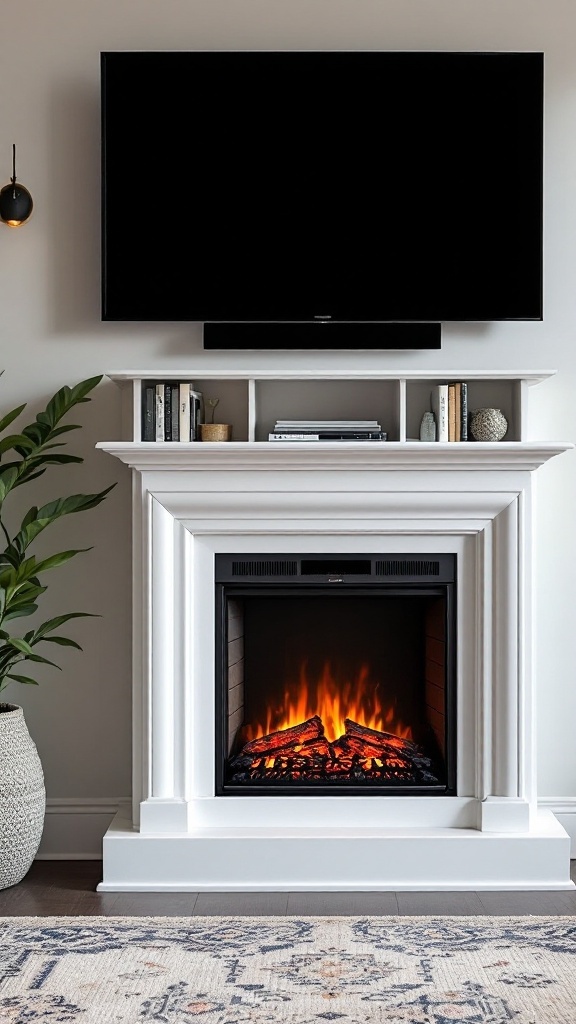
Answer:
107, 369, 557, 384
97, 440, 574, 473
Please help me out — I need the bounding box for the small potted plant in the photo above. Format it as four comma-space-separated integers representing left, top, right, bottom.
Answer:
200, 398, 232, 442
0, 375, 114, 889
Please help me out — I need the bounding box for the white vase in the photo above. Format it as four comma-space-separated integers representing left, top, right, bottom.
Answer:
0, 703, 46, 889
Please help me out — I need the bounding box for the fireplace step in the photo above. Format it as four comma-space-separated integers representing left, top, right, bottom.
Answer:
99, 810, 572, 892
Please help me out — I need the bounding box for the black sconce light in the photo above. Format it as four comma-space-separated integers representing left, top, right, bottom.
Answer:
0, 144, 33, 227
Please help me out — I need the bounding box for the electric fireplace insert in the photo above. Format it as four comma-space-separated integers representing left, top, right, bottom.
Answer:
215, 554, 456, 796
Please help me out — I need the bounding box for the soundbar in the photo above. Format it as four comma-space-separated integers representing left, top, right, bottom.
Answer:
203, 322, 441, 350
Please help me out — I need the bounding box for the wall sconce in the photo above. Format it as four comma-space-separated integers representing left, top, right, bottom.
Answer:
0, 144, 33, 227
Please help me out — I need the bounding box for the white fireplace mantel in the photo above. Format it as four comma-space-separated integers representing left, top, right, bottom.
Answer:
97, 440, 568, 473
96, 437, 575, 891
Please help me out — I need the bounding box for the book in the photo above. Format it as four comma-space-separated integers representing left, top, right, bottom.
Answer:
269, 433, 321, 441
274, 428, 383, 436
154, 384, 165, 442
142, 384, 156, 441
454, 382, 462, 442
274, 422, 383, 434
164, 384, 174, 441
431, 385, 448, 442
164, 384, 172, 441
460, 382, 468, 440
179, 382, 191, 442
448, 384, 457, 442
269, 431, 387, 441
274, 420, 381, 428
190, 389, 203, 441
170, 384, 180, 441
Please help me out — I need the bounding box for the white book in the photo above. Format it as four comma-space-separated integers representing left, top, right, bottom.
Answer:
431, 385, 449, 442
275, 420, 380, 428
190, 389, 203, 441
179, 382, 191, 443
155, 383, 165, 442
269, 433, 320, 441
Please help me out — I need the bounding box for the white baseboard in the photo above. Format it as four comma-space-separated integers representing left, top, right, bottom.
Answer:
36, 798, 131, 860
35, 797, 576, 860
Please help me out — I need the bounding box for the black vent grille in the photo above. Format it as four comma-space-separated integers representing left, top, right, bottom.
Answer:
231, 560, 298, 577
376, 559, 440, 577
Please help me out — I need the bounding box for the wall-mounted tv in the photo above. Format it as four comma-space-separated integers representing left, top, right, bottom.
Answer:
101, 50, 543, 349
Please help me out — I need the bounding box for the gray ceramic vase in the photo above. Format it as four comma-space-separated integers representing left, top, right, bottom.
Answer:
0, 703, 46, 889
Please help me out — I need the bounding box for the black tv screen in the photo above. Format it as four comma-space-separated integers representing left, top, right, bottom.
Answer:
101, 51, 543, 347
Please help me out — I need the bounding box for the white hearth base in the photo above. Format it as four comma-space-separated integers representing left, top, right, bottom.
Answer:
99, 809, 571, 891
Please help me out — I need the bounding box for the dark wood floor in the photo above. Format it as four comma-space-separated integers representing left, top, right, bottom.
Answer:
0, 860, 575, 917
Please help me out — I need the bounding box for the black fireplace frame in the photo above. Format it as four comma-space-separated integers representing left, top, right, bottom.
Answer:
214, 553, 457, 797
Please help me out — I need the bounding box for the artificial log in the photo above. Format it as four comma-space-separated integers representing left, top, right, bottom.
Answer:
333, 734, 413, 766
344, 717, 419, 752
238, 715, 324, 757
229, 712, 439, 785
298, 737, 334, 759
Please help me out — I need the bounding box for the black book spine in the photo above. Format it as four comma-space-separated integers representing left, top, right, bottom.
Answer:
164, 384, 173, 441
142, 384, 155, 441
190, 392, 201, 440
460, 382, 468, 441
171, 385, 180, 441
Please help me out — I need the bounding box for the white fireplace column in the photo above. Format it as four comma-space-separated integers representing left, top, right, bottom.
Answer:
96, 443, 574, 891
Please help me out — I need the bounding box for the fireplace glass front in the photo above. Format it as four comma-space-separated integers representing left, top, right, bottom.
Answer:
215, 554, 456, 795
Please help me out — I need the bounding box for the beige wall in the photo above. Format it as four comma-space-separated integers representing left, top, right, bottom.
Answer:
1, 0, 576, 852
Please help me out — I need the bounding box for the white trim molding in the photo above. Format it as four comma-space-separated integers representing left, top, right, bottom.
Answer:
36, 798, 131, 860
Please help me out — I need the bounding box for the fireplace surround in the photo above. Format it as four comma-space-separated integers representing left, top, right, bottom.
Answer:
96, 371, 574, 891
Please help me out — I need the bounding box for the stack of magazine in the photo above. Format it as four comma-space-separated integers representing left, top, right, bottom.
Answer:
269, 420, 387, 442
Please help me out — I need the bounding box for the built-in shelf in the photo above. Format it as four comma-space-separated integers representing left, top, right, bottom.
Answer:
105, 369, 557, 446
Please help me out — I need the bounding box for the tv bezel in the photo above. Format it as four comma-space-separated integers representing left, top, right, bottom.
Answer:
101, 50, 544, 346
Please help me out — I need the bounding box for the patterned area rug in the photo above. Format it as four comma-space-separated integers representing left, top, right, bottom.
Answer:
1, 915, 576, 1022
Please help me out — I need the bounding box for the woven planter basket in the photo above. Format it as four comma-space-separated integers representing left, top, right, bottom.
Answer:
0, 703, 45, 889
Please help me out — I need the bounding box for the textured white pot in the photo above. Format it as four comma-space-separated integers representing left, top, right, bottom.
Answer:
0, 703, 45, 889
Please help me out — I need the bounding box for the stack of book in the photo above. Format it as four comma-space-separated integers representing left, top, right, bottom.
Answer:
142, 382, 203, 442
430, 383, 468, 442
269, 420, 388, 442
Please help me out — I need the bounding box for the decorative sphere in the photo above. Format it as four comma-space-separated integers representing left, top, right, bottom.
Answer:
470, 408, 508, 442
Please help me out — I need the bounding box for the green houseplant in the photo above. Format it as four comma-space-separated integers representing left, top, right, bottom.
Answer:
0, 375, 114, 888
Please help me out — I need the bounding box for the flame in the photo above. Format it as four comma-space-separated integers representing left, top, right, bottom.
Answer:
244, 660, 412, 744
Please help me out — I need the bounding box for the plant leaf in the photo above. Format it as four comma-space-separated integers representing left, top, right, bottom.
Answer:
0, 434, 36, 456
8, 584, 47, 604
33, 549, 91, 575
12, 469, 46, 485
32, 612, 98, 640
0, 466, 18, 502
42, 375, 102, 429
6, 637, 35, 656
41, 636, 83, 650
24, 653, 62, 669
6, 674, 39, 685
46, 424, 82, 438
0, 404, 26, 434
8, 487, 115, 558
2, 607, 39, 620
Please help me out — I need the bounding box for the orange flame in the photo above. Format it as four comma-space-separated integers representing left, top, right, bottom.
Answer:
244, 660, 412, 744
